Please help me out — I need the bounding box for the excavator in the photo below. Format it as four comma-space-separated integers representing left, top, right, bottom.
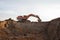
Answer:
17, 14, 41, 22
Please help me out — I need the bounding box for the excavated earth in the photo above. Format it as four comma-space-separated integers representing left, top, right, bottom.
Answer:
0, 18, 60, 40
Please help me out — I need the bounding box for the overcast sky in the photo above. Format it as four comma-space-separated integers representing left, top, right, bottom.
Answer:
0, 0, 60, 21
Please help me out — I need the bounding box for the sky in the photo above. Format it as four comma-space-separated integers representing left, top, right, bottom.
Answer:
0, 0, 60, 22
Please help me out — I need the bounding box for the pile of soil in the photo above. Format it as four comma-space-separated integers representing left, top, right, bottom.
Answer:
0, 18, 60, 40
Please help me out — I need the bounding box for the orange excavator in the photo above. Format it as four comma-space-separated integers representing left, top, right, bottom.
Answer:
17, 14, 41, 22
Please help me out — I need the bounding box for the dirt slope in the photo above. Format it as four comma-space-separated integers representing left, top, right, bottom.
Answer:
0, 18, 60, 40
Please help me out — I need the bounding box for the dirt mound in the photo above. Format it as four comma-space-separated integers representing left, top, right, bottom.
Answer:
0, 18, 60, 40
48, 18, 60, 40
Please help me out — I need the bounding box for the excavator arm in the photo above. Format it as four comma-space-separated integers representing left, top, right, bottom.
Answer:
26, 14, 41, 22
